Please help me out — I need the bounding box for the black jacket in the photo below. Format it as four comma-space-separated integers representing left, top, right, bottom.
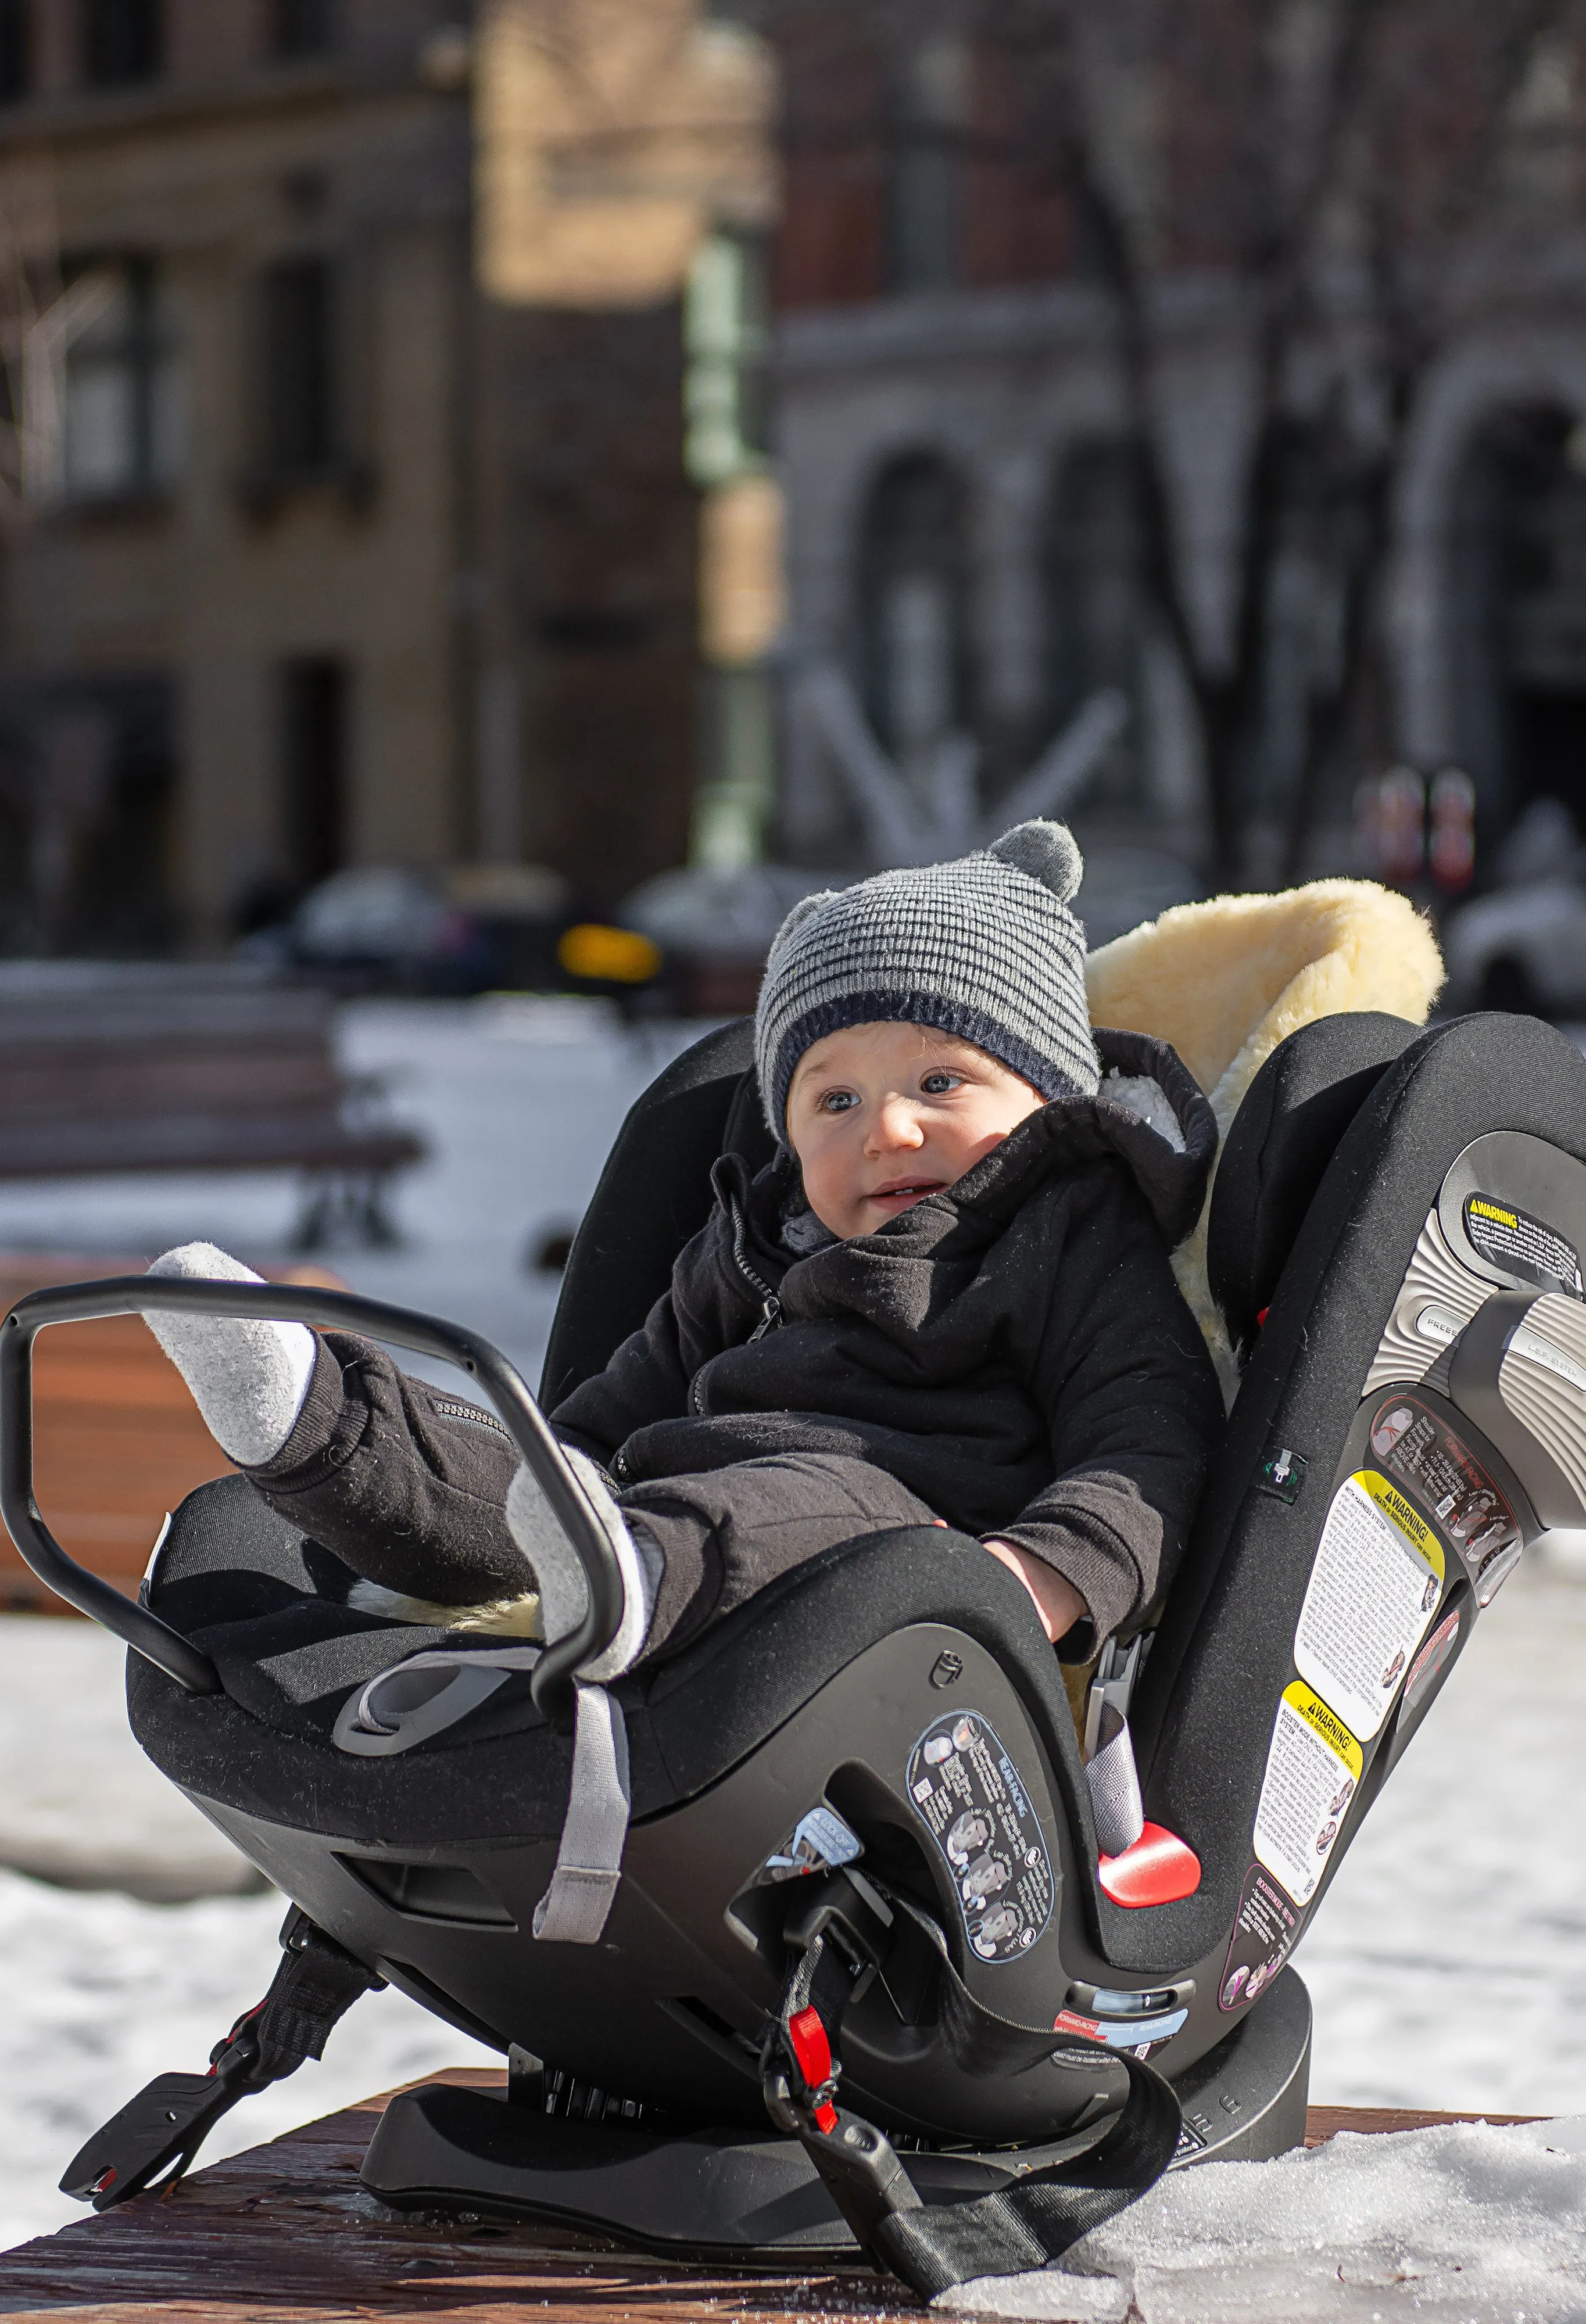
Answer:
553, 1030, 1223, 1643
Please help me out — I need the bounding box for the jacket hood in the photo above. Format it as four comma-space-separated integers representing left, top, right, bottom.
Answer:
713, 1027, 1214, 1258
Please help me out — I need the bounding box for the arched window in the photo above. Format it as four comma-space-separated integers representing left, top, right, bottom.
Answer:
857, 452, 973, 770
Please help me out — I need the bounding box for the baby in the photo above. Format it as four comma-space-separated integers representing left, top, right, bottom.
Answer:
146, 820, 1222, 1678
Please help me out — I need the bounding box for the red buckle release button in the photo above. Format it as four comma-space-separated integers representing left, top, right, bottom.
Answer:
787, 2004, 833, 2094
1098, 1821, 1202, 1907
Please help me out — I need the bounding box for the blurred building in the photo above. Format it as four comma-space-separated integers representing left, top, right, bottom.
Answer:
0, 0, 772, 949
758, 5, 1586, 896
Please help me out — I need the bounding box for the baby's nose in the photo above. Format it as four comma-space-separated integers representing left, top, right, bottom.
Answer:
869, 1097, 926, 1149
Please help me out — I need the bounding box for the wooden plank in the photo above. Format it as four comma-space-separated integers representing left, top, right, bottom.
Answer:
1303, 2103, 1540, 2144
0, 2074, 1548, 2323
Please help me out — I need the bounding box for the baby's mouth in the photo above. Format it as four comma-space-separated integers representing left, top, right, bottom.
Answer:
865, 1179, 945, 1214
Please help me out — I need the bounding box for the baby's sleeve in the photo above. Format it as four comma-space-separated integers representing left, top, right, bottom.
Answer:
991, 1170, 1223, 1652
550, 1285, 694, 1465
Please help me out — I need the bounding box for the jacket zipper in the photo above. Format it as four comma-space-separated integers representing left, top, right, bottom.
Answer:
731, 1197, 783, 1339
690, 1197, 783, 1412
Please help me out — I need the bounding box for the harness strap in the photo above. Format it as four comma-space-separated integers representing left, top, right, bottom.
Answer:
59, 1910, 381, 2213
764, 1902, 1181, 2297
532, 1681, 631, 1943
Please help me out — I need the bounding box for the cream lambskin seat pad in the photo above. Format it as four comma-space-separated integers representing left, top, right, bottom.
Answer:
1087, 879, 1445, 1387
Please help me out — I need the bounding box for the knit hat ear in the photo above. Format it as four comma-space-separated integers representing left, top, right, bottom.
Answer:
988, 820, 1083, 903
768, 889, 833, 955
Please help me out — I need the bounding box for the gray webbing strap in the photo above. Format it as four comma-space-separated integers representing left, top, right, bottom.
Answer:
1086, 1707, 1145, 1858
532, 1681, 632, 1943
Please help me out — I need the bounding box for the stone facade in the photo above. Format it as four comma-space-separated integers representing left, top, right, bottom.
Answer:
762, 6, 1586, 887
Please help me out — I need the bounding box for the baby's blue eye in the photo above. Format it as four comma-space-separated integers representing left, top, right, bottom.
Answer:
822, 1089, 860, 1113
921, 1071, 962, 1095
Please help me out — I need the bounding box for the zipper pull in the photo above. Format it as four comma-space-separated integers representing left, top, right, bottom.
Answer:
748, 1294, 782, 1343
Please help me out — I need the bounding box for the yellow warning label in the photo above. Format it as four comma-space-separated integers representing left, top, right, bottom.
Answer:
1281, 1681, 1364, 1781
1469, 1197, 1519, 1230
1356, 1472, 1445, 1579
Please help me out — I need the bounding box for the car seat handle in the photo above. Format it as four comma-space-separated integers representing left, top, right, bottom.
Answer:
0, 1278, 625, 1723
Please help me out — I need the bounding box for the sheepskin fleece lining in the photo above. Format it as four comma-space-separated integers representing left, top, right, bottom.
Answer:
1086, 879, 1444, 1392
1102, 1070, 1186, 1155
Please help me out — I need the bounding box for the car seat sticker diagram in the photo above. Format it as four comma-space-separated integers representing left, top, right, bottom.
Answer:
1219, 1862, 1302, 2014
1253, 1681, 1364, 1906
1293, 1465, 1445, 1740
1370, 1394, 1521, 1595
1463, 1192, 1584, 1295
907, 1710, 1054, 1963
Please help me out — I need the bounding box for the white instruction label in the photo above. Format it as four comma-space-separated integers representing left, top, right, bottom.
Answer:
1253, 1682, 1364, 1906
1293, 1472, 1444, 1741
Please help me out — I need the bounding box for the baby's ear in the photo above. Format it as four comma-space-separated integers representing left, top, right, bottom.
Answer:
989, 820, 1083, 902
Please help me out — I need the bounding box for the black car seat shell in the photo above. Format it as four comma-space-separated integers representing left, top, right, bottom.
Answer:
15, 1003, 1586, 2249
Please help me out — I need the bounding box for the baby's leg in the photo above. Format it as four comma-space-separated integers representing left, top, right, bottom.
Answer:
245, 1328, 533, 1603
617, 1450, 941, 1663
145, 1242, 531, 1603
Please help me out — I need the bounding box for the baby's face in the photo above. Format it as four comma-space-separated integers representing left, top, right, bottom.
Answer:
786, 1021, 1045, 1240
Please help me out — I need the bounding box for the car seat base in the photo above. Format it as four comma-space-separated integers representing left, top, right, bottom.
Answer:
361, 1968, 1311, 2259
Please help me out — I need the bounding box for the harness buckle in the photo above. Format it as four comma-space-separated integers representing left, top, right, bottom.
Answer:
761, 1909, 922, 2265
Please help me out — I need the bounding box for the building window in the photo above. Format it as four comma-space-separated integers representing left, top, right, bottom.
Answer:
260, 256, 337, 474
271, 0, 332, 60
62, 260, 179, 501
281, 657, 348, 890
858, 453, 972, 768
888, 37, 968, 295
0, 0, 29, 101
82, 0, 162, 87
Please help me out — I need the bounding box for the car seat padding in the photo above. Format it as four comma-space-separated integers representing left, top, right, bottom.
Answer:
1206, 1012, 1420, 1355
539, 1018, 768, 1410
131, 1483, 1098, 1870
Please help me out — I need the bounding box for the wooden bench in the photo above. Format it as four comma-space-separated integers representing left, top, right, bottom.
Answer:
0, 964, 423, 1249
0, 2076, 1541, 2322
0, 1250, 342, 1609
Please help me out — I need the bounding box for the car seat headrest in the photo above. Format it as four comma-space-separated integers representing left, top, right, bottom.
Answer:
540, 1018, 771, 1409
1208, 1012, 1420, 1356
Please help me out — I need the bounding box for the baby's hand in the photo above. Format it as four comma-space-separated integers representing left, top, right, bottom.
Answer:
982, 1538, 1087, 1645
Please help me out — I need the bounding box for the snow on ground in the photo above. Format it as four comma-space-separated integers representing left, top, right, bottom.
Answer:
0, 1870, 499, 2254
0, 996, 1584, 2260
945, 2115, 1586, 2322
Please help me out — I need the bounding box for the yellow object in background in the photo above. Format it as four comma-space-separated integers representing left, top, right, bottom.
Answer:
558, 924, 662, 984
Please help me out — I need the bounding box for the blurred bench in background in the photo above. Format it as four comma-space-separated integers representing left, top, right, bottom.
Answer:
0, 1251, 341, 1610
0, 965, 423, 1250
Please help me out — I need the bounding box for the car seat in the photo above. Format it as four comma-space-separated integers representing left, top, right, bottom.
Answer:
9, 1006, 1586, 2293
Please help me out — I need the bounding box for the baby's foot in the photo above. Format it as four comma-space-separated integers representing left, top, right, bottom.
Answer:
507, 1449, 660, 1680
145, 1243, 317, 1466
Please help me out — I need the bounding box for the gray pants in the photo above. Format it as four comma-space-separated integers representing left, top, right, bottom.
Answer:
246, 1333, 941, 1663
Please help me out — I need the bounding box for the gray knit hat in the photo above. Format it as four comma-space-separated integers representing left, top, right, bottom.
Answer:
756, 820, 1101, 1132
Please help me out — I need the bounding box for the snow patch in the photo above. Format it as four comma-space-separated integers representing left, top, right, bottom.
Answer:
942, 2117, 1586, 2323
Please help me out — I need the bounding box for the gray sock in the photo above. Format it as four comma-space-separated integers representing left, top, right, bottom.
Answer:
506, 1448, 660, 1680
145, 1243, 317, 1468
